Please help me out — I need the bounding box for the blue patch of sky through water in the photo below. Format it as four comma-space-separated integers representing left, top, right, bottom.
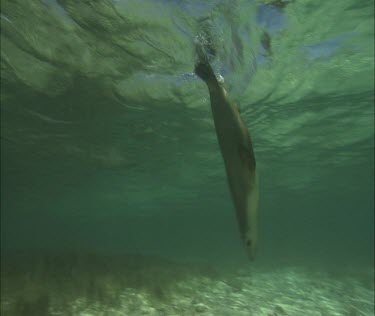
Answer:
256, 4, 352, 63
256, 4, 287, 36
302, 33, 354, 60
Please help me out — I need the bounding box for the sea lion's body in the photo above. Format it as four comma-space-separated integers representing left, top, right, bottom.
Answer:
195, 60, 259, 260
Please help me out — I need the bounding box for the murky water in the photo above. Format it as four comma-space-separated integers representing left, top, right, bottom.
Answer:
1, 0, 374, 315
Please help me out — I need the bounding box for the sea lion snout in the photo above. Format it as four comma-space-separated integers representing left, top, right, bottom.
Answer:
244, 231, 257, 261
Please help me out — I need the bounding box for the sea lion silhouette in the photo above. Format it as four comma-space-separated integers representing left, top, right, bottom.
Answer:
195, 45, 259, 260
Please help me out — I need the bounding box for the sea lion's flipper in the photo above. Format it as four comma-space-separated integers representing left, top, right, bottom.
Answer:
194, 24, 218, 84
194, 59, 217, 83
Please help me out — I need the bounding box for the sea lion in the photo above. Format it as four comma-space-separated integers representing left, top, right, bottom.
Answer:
195, 54, 259, 260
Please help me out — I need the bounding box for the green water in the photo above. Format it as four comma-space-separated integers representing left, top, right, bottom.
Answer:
1, 0, 374, 315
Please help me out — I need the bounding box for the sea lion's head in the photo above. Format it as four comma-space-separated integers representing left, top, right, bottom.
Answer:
243, 171, 259, 261
244, 229, 257, 261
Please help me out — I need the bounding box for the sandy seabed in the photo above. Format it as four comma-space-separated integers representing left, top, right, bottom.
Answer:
1, 254, 373, 316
